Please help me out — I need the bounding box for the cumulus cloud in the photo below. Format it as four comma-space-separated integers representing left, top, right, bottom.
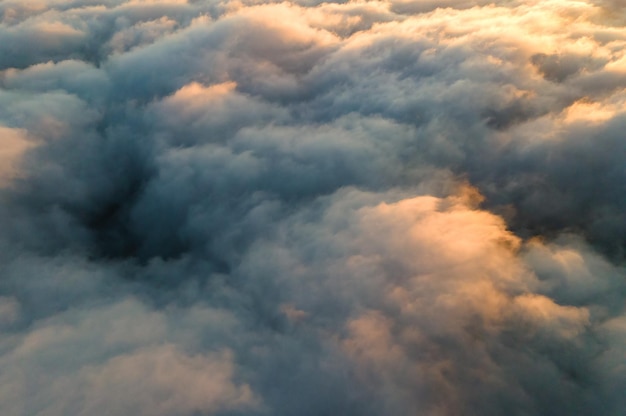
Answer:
1, 0, 625, 415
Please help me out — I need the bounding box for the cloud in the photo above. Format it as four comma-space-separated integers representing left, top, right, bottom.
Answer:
1, 0, 625, 415
0, 297, 257, 416
0, 126, 33, 185
239, 188, 624, 415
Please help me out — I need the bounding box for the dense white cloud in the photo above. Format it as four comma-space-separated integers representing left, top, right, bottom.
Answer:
1, 0, 625, 415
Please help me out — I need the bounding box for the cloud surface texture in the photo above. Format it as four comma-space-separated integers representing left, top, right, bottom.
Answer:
1, 0, 626, 415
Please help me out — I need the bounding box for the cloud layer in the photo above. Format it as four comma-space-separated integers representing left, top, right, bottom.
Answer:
1, 0, 625, 415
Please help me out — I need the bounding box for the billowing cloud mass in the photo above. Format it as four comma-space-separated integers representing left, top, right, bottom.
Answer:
1, 0, 625, 415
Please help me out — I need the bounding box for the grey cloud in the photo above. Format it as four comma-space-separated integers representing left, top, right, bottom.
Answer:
1, 60, 109, 101
235, 188, 624, 415
1, 1, 626, 415
0, 14, 87, 69
0, 295, 258, 416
